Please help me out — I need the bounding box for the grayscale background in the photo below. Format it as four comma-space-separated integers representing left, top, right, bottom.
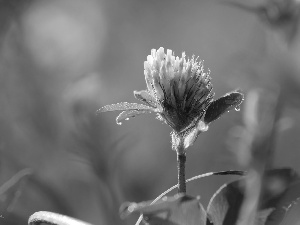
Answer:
0, 0, 299, 224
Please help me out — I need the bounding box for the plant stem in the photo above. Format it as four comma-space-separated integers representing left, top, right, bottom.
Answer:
177, 152, 186, 194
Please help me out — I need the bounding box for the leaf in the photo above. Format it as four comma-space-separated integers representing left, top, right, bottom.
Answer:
258, 168, 300, 225
204, 91, 244, 124
134, 90, 157, 107
206, 168, 300, 225
0, 169, 32, 214
116, 109, 153, 125
207, 179, 244, 225
256, 208, 275, 225
96, 102, 155, 114
120, 194, 206, 225
260, 168, 300, 209
206, 181, 274, 225
28, 211, 92, 225
279, 198, 300, 225
264, 181, 300, 225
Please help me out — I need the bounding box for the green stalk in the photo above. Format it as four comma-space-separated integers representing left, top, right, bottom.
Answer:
177, 152, 186, 194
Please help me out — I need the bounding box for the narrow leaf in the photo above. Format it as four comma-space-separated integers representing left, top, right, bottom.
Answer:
120, 194, 206, 225
116, 109, 153, 125
28, 211, 92, 225
96, 102, 154, 114
0, 169, 32, 214
279, 198, 300, 225
204, 91, 244, 124
134, 90, 157, 107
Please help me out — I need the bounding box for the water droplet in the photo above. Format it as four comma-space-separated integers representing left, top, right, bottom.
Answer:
125, 118, 129, 121
235, 106, 240, 111
128, 205, 136, 212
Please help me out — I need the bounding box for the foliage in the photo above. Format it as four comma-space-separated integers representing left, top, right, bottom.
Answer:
119, 168, 300, 225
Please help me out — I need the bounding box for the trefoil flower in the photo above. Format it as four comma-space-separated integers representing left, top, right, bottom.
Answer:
97, 47, 243, 154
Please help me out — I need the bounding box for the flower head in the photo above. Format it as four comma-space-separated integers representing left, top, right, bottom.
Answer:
140, 47, 214, 132
97, 47, 244, 153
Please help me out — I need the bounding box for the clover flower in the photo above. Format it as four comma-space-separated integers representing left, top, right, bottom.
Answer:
97, 47, 243, 153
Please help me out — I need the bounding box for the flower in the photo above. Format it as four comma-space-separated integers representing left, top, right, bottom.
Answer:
97, 47, 244, 153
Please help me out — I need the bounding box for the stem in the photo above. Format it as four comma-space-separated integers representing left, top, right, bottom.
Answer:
177, 152, 186, 194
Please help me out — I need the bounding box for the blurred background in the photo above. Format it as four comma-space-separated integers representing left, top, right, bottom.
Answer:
1, 0, 300, 224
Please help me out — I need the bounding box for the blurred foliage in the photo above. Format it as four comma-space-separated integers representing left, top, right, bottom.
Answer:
121, 168, 300, 225
0, 0, 300, 224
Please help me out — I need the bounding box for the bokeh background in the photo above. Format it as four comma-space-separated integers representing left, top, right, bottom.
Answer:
1, 0, 300, 224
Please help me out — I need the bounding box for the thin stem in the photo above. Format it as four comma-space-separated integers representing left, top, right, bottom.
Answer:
177, 152, 186, 194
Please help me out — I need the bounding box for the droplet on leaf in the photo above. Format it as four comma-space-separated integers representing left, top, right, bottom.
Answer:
116, 109, 153, 125
235, 106, 240, 111
204, 91, 244, 124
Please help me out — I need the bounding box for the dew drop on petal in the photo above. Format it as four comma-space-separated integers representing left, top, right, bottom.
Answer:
128, 204, 136, 213
125, 118, 129, 120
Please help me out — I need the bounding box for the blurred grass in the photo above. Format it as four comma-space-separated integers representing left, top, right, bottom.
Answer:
0, 0, 300, 224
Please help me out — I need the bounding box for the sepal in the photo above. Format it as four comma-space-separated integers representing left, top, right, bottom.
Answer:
97, 102, 155, 114
204, 91, 244, 124
134, 90, 157, 107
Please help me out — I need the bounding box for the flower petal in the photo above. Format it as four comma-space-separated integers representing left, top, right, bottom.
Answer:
116, 109, 153, 125
204, 91, 244, 124
133, 90, 157, 107
144, 62, 155, 95
96, 102, 154, 114
152, 72, 165, 101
